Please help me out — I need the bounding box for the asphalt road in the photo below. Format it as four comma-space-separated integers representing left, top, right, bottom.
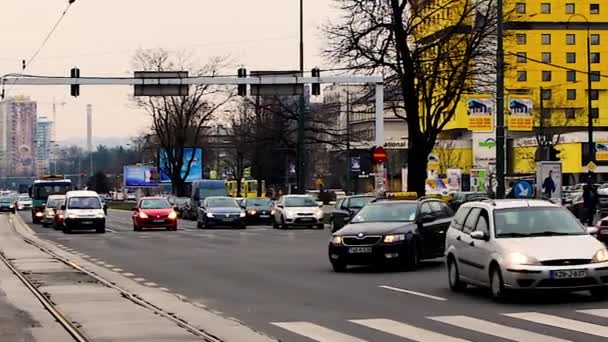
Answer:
16, 209, 608, 342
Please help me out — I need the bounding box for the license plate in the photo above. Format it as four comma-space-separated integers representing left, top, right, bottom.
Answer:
81, 221, 93, 225
260, 215, 270, 218
348, 247, 372, 254
153, 219, 164, 223
551, 269, 587, 279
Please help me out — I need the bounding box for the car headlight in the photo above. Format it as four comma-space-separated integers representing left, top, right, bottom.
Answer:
67, 214, 78, 219
96, 213, 105, 218
508, 252, 540, 266
248, 210, 257, 215
139, 212, 148, 219
58, 214, 64, 219
271, 210, 275, 216
168, 211, 177, 220
35, 212, 43, 217
48, 210, 55, 216
285, 211, 295, 219
315, 209, 324, 218
9, 205, 14, 208
240, 211, 246, 218
592, 248, 608, 263
330, 236, 343, 245
206, 212, 214, 218
383, 234, 406, 243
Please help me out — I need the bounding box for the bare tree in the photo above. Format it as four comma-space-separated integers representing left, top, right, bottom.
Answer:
325, 0, 498, 195
434, 141, 462, 176
222, 101, 257, 197
131, 49, 232, 196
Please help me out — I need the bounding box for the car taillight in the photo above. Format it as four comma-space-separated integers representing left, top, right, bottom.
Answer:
139, 212, 149, 219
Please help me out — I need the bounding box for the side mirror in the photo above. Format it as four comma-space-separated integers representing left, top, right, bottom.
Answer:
61, 205, 66, 211
419, 213, 435, 223
319, 204, 323, 208
470, 230, 489, 241
174, 206, 179, 211
131, 207, 137, 212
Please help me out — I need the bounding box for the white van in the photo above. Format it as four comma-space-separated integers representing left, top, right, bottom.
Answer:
62, 190, 106, 234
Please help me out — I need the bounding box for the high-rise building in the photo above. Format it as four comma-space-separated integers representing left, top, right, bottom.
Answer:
0, 97, 37, 177
36, 116, 54, 175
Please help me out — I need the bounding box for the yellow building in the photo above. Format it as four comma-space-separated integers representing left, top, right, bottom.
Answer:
505, 0, 608, 128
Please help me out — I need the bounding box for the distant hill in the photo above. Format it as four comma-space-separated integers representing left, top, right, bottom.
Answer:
58, 136, 131, 148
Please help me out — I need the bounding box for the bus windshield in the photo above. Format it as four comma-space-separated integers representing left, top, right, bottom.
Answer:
33, 183, 72, 201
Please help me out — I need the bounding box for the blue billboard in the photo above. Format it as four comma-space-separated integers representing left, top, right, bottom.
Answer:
159, 148, 203, 183
124, 166, 159, 187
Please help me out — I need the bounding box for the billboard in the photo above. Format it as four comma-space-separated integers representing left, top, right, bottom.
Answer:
508, 98, 533, 131
124, 166, 159, 187
159, 148, 203, 183
467, 98, 493, 132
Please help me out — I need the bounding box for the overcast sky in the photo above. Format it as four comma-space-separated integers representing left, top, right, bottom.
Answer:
0, 0, 336, 145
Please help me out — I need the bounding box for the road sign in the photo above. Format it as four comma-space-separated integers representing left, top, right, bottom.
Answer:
133, 71, 189, 96
373, 146, 388, 163
586, 161, 598, 172
513, 180, 533, 199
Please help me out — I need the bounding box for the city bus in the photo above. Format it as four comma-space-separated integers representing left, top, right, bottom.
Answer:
226, 180, 266, 198
30, 176, 73, 224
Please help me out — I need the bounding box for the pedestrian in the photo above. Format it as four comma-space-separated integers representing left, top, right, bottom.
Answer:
542, 170, 556, 199
582, 182, 599, 226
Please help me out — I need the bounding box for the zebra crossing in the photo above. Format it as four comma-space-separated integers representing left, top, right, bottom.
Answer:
271, 308, 608, 341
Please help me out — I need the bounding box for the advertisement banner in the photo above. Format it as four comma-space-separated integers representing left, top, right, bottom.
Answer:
427, 154, 440, 171
472, 133, 496, 168
351, 157, 361, 172
467, 99, 493, 132
447, 168, 462, 192
159, 148, 203, 183
124, 166, 158, 187
401, 167, 408, 192
596, 143, 608, 161
536, 161, 562, 202
470, 168, 487, 193
508, 99, 533, 131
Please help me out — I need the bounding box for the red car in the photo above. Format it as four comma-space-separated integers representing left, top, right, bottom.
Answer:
132, 197, 178, 231
594, 216, 608, 245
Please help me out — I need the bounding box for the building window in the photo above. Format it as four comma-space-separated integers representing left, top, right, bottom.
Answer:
591, 108, 600, 119
542, 71, 552, 81
566, 3, 575, 14
591, 52, 600, 63
541, 88, 552, 100
565, 108, 576, 119
541, 34, 551, 45
591, 4, 600, 14
590, 89, 599, 100
591, 71, 601, 82
567, 89, 577, 100
566, 52, 576, 63
566, 34, 576, 45
516, 52, 527, 63
541, 3, 551, 14
541, 52, 551, 63
541, 108, 552, 119
517, 70, 527, 81
516, 2, 526, 14
567, 70, 577, 82
516, 34, 527, 44
591, 34, 600, 45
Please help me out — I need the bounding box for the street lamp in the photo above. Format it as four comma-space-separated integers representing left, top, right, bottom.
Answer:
567, 14, 594, 167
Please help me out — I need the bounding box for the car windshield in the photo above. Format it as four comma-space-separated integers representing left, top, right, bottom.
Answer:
68, 197, 102, 210
174, 198, 189, 205
140, 199, 171, 209
247, 198, 272, 207
351, 203, 418, 223
285, 197, 318, 207
349, 197, 373, 208
494, 207, 587, 238
465, 193, 488, 201
0, 197, 12, 203
19, 196, 30, 201
47, 198, 64, 207
207, 197, 238, 208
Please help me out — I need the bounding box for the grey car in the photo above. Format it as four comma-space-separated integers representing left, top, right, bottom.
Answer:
445, 199, 608, 300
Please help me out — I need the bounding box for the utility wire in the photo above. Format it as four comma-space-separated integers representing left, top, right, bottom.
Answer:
2, 1, 76, 99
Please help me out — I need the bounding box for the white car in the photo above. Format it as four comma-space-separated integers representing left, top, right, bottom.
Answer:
16, 195, 32, 211
272, 195, 324, 229
445, 199, 608, 300
62, 190, 106, 234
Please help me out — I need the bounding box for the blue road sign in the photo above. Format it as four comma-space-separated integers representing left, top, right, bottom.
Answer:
513, 180, 533, 199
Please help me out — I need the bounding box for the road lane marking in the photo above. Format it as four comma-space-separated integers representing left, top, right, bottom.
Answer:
159, 287, 170, 292
106, 228, 116, 233
577, 309, 608, 318
181, 228, 198, 232
430, 315, 570, 342
111, 268, 123, 272
122, 272, 134, 277
379, 285, 447, 301
350, 319, 468, 341
143, 282, 158, 287
505, 312, 608, 338
272, 322, 367, 342
133, 277, 146, 282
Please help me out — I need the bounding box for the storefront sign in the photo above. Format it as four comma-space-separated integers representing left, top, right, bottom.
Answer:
508, 99, 533, 131
467, 99, 493, 132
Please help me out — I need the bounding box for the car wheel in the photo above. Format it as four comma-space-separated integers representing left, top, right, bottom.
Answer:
272, 217, 280, 229
448, 257, 466, 292
96, 226, 106, 234
330, 220, 336, 232
240, 225, 247, 229
404, 239, 421, 270
590, 287, 608, 300
331, 261, 347, 272
62, 226, 71, 234
316, 223, 324, 230
490, 265, 508, 301
281, 216, 288, 229
42, 222, 48, 228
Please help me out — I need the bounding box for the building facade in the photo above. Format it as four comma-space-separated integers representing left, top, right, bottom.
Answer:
0, 97, 37, 177
36, 116, 54, 175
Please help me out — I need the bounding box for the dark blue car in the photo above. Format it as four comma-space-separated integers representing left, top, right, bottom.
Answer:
196, 196, 246, 229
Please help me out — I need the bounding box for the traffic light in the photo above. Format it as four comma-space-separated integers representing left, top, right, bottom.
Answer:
237, 68, 247, 96
80, 171, 85, 177
311, 67, 321, 96
70, 67, 80, 97
550, 147, 561, 161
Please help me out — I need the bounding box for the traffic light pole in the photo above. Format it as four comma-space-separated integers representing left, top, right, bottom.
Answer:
496, 0, 506, 198
296, 0, 306, 194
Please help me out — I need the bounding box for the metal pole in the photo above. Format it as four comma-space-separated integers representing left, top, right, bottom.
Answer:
539, 86, 545, 160
587, 24, 595, 165
495, 0, 506, 198
296, 0, 306, 194
375, 83, 385, 192
346, 89, 351, 194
